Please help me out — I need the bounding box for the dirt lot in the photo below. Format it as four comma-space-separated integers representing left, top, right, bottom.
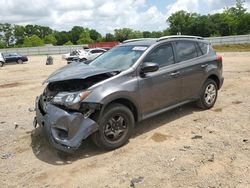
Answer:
0, 53, 250, 188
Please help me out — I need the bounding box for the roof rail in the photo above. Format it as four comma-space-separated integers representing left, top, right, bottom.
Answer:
123, 38, 156, 43
157, 35, 204, 42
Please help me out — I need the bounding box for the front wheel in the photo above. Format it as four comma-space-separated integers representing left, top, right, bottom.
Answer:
91, 103, 134, 150
197, 79, 218, 109
17, 59, 23, 64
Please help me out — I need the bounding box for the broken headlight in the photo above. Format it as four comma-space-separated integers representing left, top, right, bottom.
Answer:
52, 91, 91, 106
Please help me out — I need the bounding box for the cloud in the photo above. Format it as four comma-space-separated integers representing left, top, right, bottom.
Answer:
0, 0, 168, 34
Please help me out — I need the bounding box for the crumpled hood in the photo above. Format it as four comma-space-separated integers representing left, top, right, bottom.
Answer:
44, 62, 111, 84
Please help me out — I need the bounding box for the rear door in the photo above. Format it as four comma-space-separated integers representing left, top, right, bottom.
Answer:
138, 42, 182, 119
173, 40, 208, 101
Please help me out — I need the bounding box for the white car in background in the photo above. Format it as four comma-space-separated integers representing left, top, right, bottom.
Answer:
79, 48, 106, 61
62, 47, 90, 60
67, 48, 107, 64
62, 49, 82, 60
0, 52, 5, 67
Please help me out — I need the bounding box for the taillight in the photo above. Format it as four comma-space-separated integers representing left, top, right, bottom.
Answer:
216, 54, 223, 62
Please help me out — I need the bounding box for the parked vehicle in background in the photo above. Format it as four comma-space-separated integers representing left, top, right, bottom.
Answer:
3, 53, 28, 64
34, 36, 224, 153
62, 47, 90, 60
67, 48, 107, 64
0, 52, 5, 67
61, 52, 71, 60
62, 50, 81, 60
65, 49, 87, 63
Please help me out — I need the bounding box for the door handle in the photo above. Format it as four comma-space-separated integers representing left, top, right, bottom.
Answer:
201, 64, 208, 68
170, 71, 180, 77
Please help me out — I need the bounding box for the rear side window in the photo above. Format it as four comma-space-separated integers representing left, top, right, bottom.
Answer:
197, 42, 208, 55
175, 41, 198, 62
144, 43, 174, 68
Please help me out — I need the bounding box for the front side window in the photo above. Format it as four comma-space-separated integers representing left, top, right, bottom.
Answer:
144, 43, 174, 68
89, 45, 147, 71
175, 41, 198, 62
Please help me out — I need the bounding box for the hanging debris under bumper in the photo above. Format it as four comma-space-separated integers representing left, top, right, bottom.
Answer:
34, 96, 99, 153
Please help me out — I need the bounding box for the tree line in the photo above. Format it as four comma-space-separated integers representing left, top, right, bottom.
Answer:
0, 0, 249, 48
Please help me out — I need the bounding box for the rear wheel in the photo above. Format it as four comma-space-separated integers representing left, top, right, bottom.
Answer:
17, 59, 23, 64
91, 103, 134, 150
197, 79, 218, 109
0, 61, 3, 67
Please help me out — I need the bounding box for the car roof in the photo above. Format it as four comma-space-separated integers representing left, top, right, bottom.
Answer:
120, 35, 208, 47
121, 39, 157, 46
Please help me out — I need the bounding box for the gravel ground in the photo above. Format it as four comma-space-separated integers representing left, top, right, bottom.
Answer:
0, 53, 250, 188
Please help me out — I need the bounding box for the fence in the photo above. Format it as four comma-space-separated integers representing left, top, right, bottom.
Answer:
205, 35, 250, 45
0, 44, 88, 56
1, 35, 250, 56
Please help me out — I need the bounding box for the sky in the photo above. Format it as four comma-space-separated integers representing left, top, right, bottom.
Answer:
0, 0, 249, 34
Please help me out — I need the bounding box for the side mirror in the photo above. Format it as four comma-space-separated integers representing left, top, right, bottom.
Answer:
141, 62, 159, 74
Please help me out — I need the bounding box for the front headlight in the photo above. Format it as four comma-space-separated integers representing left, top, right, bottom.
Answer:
52, 91, 91, 106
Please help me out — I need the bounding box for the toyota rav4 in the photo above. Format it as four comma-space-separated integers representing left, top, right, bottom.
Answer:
34, 36, 224, 153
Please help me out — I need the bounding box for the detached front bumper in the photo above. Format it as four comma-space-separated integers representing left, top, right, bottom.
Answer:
34, 97, 98, 153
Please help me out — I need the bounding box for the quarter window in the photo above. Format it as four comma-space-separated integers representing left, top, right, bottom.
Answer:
175, 41, 198, 62
197, 42, 208, 55
144, 43, 174, 68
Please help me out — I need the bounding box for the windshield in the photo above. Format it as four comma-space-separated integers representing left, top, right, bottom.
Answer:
89, 45, 148, 71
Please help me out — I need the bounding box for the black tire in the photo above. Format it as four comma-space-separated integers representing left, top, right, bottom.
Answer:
17, 59, 23, 64
0, 61, 3, 67
197, 79, 218, 109
91, 103, 134, 150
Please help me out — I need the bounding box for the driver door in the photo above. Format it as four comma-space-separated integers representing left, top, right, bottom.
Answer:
138, 43, 182, 119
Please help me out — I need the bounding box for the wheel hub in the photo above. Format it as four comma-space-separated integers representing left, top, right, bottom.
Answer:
205, 84, 216, 105
104, 115, 127, 142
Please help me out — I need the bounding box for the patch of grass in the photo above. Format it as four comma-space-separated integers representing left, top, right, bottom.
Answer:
213, 44, 250, 52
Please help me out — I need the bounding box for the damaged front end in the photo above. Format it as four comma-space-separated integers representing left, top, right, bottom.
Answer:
34, 73, 112, 153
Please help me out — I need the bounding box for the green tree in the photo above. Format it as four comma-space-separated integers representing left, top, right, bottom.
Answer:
64, 41, 73, 45
142, 31, 151, 38
14, 25, 25, 45
105, 33, 115, 41
70, 26, 85, 44
237, 12, 250, 34
0, 23, 15, 47
90, 29, 102, 41
23, 35, 44, 47
0, 41, 5, 48
163, 29, 171, 36
225, 0, 247, 18
43, 34, 57, 45
167, 11, 199, 35
150, 31, 163, 38
114, 28, 143, 42
114, 28, 133, 42
77, 30, 93, 44
24, 24, 52, 38
55, 31, 70, 45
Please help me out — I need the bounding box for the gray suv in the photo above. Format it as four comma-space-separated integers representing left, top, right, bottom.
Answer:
34, 36, 224, 153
